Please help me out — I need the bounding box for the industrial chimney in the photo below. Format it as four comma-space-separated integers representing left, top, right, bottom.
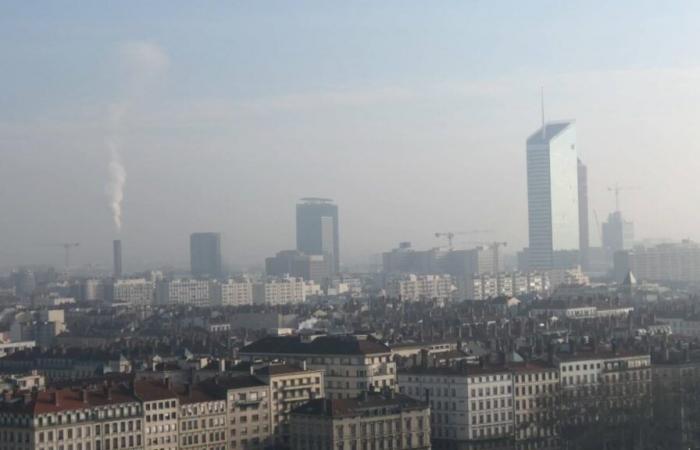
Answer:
113, 240, 122, 278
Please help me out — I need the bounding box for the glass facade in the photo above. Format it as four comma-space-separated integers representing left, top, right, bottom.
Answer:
526, 122, 579, 269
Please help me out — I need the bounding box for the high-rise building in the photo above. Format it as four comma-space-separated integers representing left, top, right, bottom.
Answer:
527, 121, 580, 269
296, 198, 339, 274
602, 211, 634, 253
113, 239, 123, 278
382, 242, 447, 274
577, 159, 590, 269
265, 250, 331, 284
190, 232, 222, 278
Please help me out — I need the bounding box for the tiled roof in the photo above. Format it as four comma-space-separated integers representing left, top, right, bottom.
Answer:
0, 385, 139, 415
255, 364, 308, 376
399, 364, 511, 377
241, 334, 390, 356
292, 393, 426, 418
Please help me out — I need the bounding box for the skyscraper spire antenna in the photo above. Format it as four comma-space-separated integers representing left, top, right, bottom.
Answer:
540, 86, 545, 139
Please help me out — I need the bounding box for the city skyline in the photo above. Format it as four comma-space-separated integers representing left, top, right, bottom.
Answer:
4, 2, 700, 271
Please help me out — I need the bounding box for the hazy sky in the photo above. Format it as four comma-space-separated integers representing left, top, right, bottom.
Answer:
2, 1, 700, 271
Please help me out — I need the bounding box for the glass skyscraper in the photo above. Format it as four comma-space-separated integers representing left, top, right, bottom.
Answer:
526, 121, 580, 269
296, 198, 339, 274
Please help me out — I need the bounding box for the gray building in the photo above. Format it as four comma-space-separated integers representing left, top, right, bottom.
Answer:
614, 240, 700, 284
296, 198, 339, 274
578, 158, 590, 269
602, 211, 634, 253
190, 232, 222, 278
265, 250, 331, 284
526, 121, 580, 269
382, 242, 447, 275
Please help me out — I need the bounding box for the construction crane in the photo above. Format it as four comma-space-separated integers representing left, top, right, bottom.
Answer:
607, 183, 639, 212
434, 230, 491, 251
593, 210, 602, 246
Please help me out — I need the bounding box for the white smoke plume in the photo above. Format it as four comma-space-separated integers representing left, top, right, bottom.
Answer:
105, 41, 169, 233
107, 144, 126, 231
298, 317, 319, 330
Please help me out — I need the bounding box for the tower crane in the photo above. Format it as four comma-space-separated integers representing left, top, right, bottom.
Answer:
434, 230, 491, 251
607, 183, 639, 212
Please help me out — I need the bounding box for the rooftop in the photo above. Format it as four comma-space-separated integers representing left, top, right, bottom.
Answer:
0, 385, 139, 415
292, 392, 426, 418
526, 121, 573, 146
399, 364, 511, 377
241, 334, 391, 356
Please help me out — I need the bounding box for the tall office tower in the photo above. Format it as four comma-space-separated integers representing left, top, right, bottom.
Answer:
113, 240, 122, 278
526, 121, 580, 270
190, 232, 222, 278
296, 198, 339, 274
577, 159, 590, 269
602, 211, 634, 253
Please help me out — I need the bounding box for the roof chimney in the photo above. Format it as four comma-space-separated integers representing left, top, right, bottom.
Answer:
51, 391, 59, 407
301, 360, 307, 371
219, 359, 226, 373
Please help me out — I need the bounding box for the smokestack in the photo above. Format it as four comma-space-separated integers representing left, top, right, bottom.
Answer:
113, 240, 122, 278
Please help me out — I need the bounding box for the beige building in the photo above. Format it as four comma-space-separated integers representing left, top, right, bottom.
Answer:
465, 272, 549, 300
156, 279, 211, 307
253, 364, 324, 447
0, 384, 144, 450
176, 384, 227, 450
207, 375, 272, 450
252, 277, 306, 306
556, 351, 651, 425
0, 364, 325, 450
212, 279, 253, 307
385, 274, 454, 302
398, 365, 514, 443
241, 334, 396, 399
134, 380, 179, 450
108, 278, 155, 305
512, 362, 559, 442
289, 391, 431, 450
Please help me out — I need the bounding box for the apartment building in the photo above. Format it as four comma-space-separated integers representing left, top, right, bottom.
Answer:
512, 362, 559, 441
240, 334, 396, 399
106, 278, 155, 305
289, 391, 431, 450
385, 274, 454, 302
134, 380, 179, 450
656, 316, 700, 337
176, 384, 227, 450
0, 385, 143, 450
207, 376, 272, 450
252, 277, 306, 306
556, 351, 651, 424
156, 279, 211, 307
211, 279, 253, 307
465, 272, 550, 300
398, 365, 514, 442
253, 364, 324, 447
0, 363, 325, 450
